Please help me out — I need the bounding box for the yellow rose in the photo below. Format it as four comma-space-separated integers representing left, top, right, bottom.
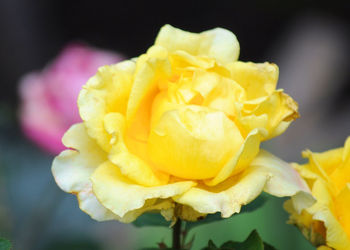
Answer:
285, 137, 350, 250
52, 25, 313, 223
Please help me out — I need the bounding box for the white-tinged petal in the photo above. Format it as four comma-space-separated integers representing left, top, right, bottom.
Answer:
52, 123, 117, 221
91, 161, 196, 218
174, 150, 314, 217
155, 24, 240, 65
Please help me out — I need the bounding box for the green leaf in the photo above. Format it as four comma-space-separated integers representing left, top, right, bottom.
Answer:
0, 238, 12, 250
263, 242, 277, 250
228, 229, 264, 250
240, 193, 269, 213
132, 213, 170, 228
186, 213, 223, 231
207, 240, 219, 250
187, 193, 268, 231
183, 234, 195, 250
141, 248, 187, 250
202, 230, 276, 250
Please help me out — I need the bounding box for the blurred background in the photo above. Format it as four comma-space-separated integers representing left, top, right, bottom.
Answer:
0, 1, 350, 249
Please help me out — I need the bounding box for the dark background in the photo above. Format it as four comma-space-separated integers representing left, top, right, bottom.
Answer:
1, 0, 349, 106
0, 1, 350, 249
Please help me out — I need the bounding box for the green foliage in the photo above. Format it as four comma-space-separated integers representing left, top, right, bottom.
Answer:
202, 230, 276, 250
133, 213, 171, 228
0, 238, 12, 250
186, 193, 268, 231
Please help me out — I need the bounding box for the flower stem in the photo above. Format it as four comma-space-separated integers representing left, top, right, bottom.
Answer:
172, 219, 182, 249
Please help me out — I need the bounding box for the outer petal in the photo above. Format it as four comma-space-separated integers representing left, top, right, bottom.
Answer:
155, 24, 240, 65
307, 148, 344, 177
329, 138, 350, 194
240, 90, 299, 140
51, 123, 117, 221
317, 247, 333, 250
104, 112, 169, 186
174, 150, 314, 218
119, 200, 176, 223
91, 161, 196, 218
307, 180, 350, 250
78, 60, 135, 152
334, 184, 350, 246
343, 136, 350, 163
227, 61, 278, 100
284, 199, 327, 247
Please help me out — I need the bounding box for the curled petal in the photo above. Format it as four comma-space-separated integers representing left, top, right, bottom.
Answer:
227, 61, 278, 100
155, 24, 240, 65
52, 123, 117, 221
240, 90, 299, 139
91, 161, 196, 218
175, 150, 314, 218
204, 128, 261, 186
78, 61, 135, 151
306, 180, 350, 249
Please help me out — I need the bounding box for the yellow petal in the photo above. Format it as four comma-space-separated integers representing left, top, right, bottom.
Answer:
126, 46, 171, 142
76, 185, 119, 221
204, 128, 261, 186
193, 71, 246, 118
104, 112, 168, 186
301, 148, 343, 190
148, 105, 244, 179
317, 246, 333, 250
155, 24, 240, 65
284, 199, 326, 246
307, 180, 350, 250
176, 205, 207, 222
91, 161, 196, 218
304, 148, 343, 177
239, 90, 299, 139
78, 61, 135, 151
170, 50, 216, 69
343, 136, 350, 163
116, 199, 175, 223
328, 137, 350, 193
334, 184, 350, 243
227, 61, 278, 100
252, 151, 314, 213
174, 150, 314, 217
329, 160, 350, 195
52, 123, 118, 221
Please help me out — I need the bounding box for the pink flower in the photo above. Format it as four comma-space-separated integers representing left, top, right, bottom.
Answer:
19, 43, 124, 154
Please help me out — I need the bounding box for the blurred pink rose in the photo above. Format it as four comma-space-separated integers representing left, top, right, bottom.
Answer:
19, 43, 124, 154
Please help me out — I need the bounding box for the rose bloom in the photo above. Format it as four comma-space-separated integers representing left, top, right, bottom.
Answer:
19, 43, 124, 154
285, 137, 350, 250
52, 25, 313, 223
